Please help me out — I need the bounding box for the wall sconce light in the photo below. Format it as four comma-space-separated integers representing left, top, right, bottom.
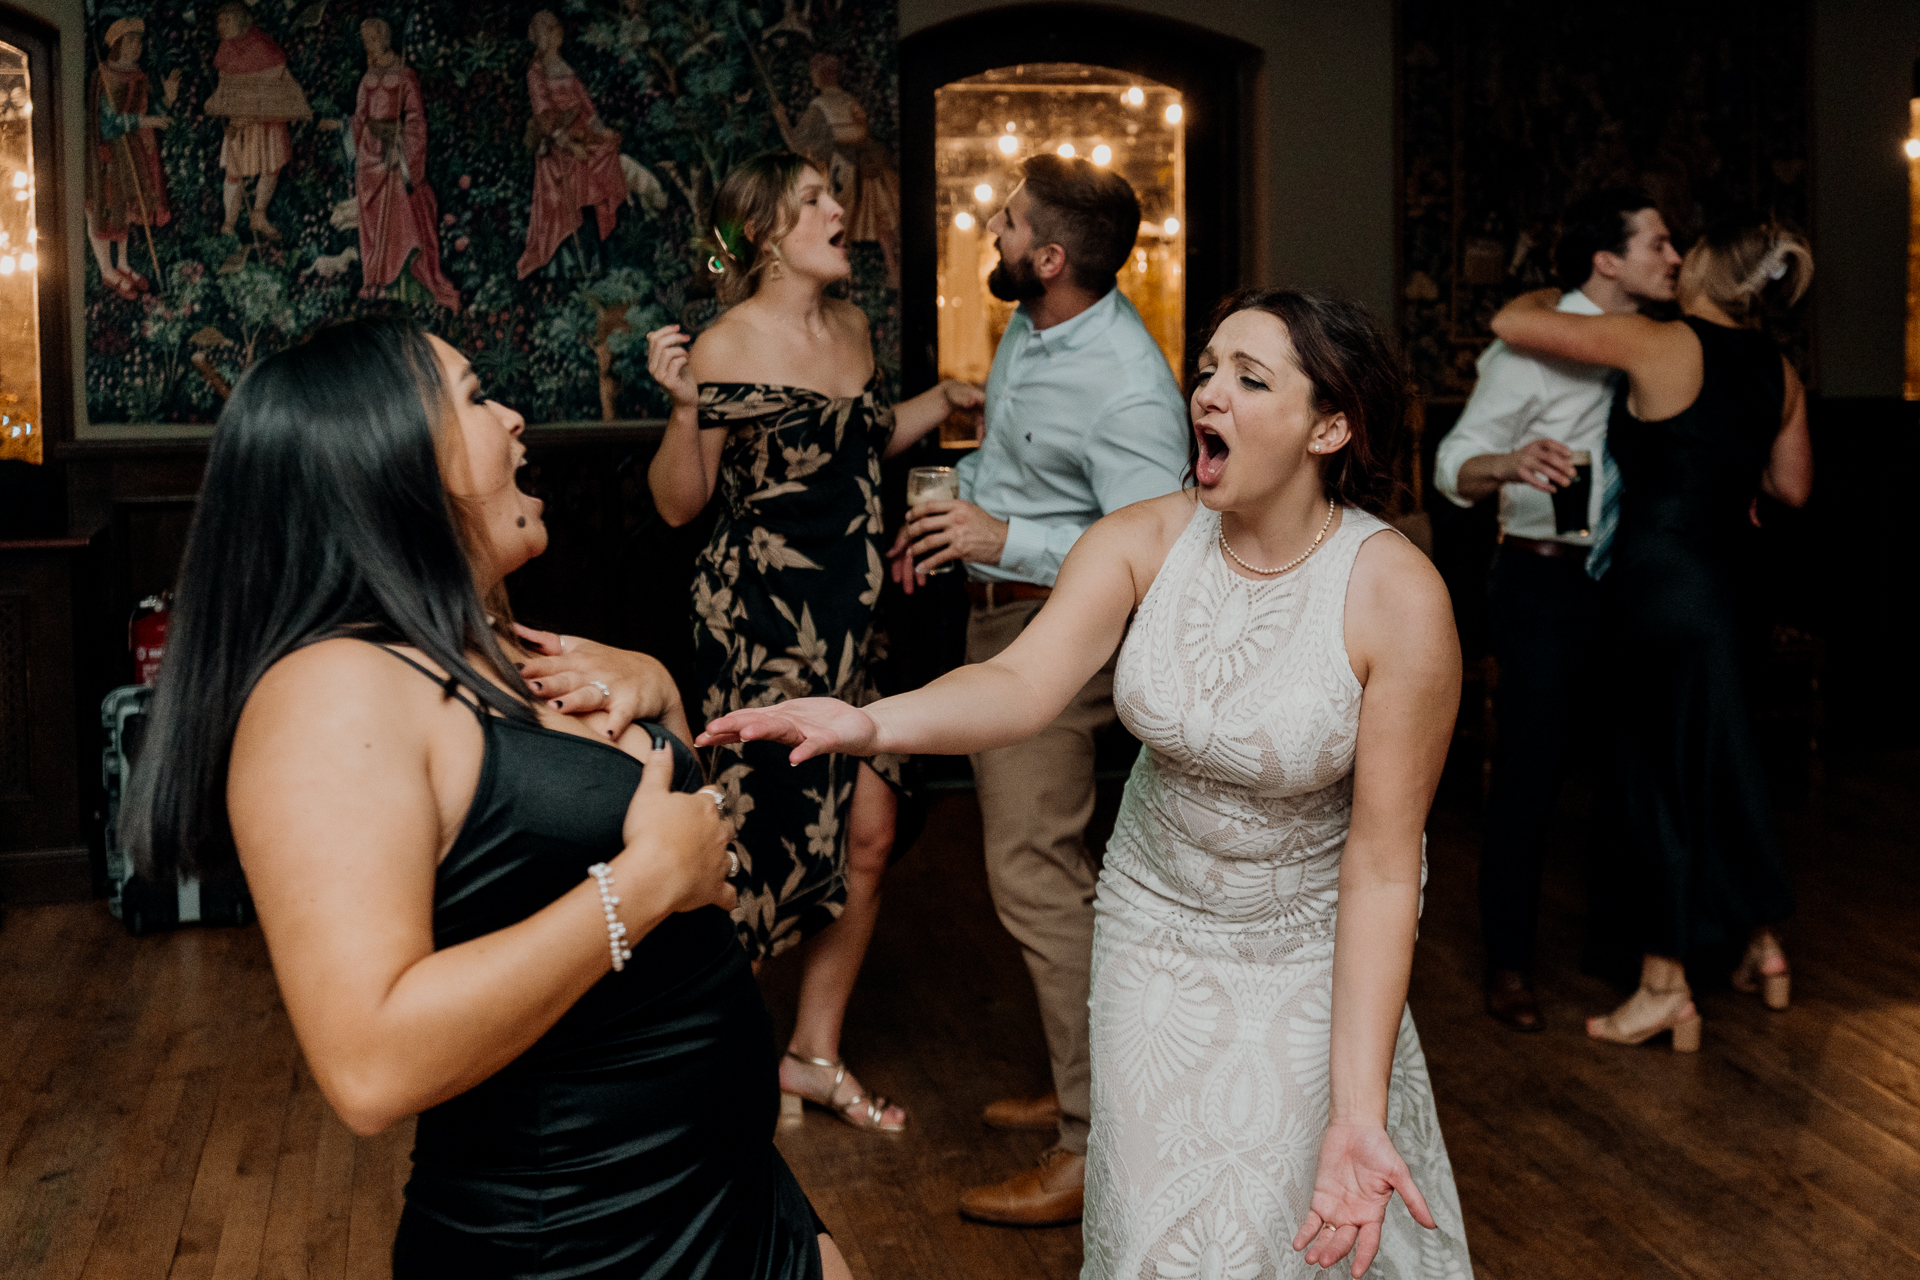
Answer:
1091, 144, 1112, 165
997, 134, 1018, 156
1906, 58, 1919, 399
974, 183, 993, 202
1164, 103, 1183, 125
953, 211, 975, 230
1124, 86, 1144, 106
1057, 142, 1076, 158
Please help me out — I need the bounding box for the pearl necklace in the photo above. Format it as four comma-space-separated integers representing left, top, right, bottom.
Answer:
1217, 499, 1338, 576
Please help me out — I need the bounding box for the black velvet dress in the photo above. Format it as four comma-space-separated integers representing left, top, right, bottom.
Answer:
1603, 317, 1795, 959
379, 649, 825, 1280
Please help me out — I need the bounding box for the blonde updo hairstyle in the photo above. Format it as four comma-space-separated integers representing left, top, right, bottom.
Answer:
1677, 217, 1813, 326
704, 151, 812, 305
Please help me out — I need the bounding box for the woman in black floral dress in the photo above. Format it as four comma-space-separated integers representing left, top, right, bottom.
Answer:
647, 152, 981, 1131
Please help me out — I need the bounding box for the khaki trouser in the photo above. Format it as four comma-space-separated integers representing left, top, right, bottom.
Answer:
966, 597, 1117, 1156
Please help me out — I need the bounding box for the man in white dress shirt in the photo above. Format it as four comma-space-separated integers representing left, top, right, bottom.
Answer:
890, 155, 1189, 1225
1434, 188, 1681, 1030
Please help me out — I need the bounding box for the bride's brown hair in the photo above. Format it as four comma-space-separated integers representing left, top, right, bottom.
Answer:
1186, 288, 1410, 517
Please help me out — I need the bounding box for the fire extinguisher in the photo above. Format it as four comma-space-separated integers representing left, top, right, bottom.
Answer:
130, 592, 170, 686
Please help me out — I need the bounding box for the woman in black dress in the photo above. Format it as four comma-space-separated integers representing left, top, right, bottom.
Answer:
647, 152, 981, 1129
1492, 216, 1814, 1050
123, 317, 852, 1278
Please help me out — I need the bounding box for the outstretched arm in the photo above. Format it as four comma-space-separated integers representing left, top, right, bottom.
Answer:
1294, 532, 1459, 1277
700, 498, 1177, 758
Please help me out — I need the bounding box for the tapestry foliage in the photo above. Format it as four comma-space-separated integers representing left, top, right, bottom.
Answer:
82, 0, 900, 425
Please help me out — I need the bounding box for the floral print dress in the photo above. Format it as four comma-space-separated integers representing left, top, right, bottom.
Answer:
694, 375, 913, 960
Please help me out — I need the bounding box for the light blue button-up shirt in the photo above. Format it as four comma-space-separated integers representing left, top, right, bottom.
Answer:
956, 288, 1190, 586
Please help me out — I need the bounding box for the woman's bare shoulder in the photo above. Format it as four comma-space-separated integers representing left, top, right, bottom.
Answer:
238, 637, 451, 756
1345, 527, 1457, 676
1080, 489, 1200, 592
688, 312, 754, 381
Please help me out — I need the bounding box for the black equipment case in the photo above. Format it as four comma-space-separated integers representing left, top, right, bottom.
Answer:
101, 684, 254, 935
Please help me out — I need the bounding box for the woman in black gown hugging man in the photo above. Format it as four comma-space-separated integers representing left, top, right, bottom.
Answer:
124, 317, 853, 1279
1493, 215, 1814, 1051
645, 151, 983, 1131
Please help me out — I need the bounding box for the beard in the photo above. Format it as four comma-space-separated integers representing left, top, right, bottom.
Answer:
987, 249, 1046, 303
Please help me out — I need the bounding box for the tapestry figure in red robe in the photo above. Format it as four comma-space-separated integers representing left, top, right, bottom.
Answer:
350, 19, 459, 311
516, 10, 626, 279
84, 18, 178, 299
203, 2, 310, 242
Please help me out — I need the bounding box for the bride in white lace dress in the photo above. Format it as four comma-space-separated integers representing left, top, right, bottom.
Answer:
702, 289, 1473, 1278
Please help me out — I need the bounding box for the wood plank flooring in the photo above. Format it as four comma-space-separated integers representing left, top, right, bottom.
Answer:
3, 751, 1917, 1279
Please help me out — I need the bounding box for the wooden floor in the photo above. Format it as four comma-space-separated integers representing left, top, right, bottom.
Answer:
4, 752, 1919, 1279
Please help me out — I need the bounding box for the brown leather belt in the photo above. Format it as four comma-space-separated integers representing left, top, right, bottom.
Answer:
966, 580, 1053, 609
1500, 535, 1588, 561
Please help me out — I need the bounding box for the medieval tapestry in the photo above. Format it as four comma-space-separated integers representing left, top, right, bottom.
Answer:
1399, 0, 1810, 400
82, 0, 900, 425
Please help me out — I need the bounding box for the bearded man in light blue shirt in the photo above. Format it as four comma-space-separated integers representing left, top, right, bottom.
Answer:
889, 155, 1188, 1227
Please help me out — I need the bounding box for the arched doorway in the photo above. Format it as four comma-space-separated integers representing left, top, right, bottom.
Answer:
901, 4, 1261, 397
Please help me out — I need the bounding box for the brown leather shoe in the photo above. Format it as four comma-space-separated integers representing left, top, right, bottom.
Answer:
1485, 969, 1543, 1032
958, 1149, 1085, 1226
982, 1090, 1062, 1132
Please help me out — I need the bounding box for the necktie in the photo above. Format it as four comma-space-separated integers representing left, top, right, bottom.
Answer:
1585, 444, 1621, 581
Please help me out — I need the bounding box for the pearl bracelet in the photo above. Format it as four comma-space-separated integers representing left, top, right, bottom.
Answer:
587, 862, 632, 971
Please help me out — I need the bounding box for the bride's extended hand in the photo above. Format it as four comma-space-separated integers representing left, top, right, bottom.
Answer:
1291, 1121, 1437, 1277
695, 698, 878, 764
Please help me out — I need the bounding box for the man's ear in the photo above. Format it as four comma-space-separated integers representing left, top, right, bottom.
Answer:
1033, 243, 1069, 284
1590, 249, 1624, 283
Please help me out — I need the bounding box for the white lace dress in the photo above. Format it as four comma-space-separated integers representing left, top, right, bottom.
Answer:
1083, 504, 1472, 1279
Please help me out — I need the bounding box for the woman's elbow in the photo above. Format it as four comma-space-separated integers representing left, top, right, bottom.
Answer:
1768, 471, 1813, 509
318, 1065, 416, 1137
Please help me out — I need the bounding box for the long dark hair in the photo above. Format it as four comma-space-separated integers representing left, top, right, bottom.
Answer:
122, 316, 538, 883
1186, 288, 1409, 517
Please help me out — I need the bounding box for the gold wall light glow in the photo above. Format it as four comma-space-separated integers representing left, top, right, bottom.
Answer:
1907, 60, 1920, 400
934, 63, 1186, 405
0, 41, 42, 463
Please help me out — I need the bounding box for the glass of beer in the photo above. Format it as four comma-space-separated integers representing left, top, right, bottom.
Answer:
905, 465, 962, 574
1552, 449, 1594, 537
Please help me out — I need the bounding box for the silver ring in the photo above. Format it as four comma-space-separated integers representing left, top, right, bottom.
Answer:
726, 848, 740, 876
697, 786, 727, 816
588, 680, 611, 700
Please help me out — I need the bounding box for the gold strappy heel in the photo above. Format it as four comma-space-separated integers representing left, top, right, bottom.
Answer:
780, 1052, 907, 1132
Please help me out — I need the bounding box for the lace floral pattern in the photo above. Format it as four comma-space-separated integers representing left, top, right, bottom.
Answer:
1084, 504, 1472, 1278
693, 378, 911, 961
